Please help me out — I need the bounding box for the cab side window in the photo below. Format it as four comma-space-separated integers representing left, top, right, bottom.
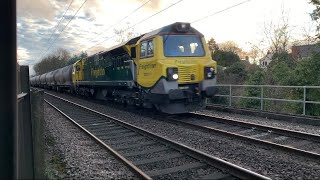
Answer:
140, 39, 154, 58
147, 41, 153, 56
140, 42, 147, 58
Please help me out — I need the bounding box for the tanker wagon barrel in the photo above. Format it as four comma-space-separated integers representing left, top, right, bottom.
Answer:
61, 65, 73, 86
35, 76, 40, 86
54, 65, 73, 91
39, 74, 46, 88
45, 71, 55, 89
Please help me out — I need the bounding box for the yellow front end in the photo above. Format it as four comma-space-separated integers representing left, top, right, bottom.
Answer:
136, 35, 217, 88
134, 33, 217, 113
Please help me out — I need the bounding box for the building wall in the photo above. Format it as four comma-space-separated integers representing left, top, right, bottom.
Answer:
259, 53, 273, 68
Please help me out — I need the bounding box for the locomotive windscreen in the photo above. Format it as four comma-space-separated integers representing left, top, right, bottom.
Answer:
163, 35, 205, 57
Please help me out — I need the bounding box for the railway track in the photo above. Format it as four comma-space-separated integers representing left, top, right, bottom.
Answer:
205, 105, 320, 126
162, 112, 320, 161
44, 92, 270, 180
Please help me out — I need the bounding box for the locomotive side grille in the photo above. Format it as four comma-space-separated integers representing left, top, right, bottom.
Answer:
178, 65, 198, 82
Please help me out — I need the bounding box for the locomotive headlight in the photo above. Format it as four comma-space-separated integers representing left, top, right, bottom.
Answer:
204, 66, 215, 79
175, 22, 190, 32
167, 67, 179, 81
172, 73, 179, 80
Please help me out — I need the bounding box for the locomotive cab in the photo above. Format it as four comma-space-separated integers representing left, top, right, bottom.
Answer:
134, 22, 217, 113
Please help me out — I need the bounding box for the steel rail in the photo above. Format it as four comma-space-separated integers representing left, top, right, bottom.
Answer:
45, 92, 270, 180
191, 112, 320, 143
162, 113, 320, 161
205, 104, 320, 126
45, 99, 152, 180
214, 84, 320, 88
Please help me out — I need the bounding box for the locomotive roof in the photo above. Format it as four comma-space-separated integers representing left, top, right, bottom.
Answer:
107, 22, 202, 48
89, 22, 202, 58
140, 22, 203, 40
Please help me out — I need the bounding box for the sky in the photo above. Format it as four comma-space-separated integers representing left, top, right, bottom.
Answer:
17, 0, 316, 75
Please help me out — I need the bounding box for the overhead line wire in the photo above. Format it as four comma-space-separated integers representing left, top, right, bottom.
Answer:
35, 0, 149, 65
85, 0, 185, 52
87, 0, 152, 43
45, 0, 74, 47
191, 0, 252, 24
40, 0, 88, 60
35, 0, 74, 64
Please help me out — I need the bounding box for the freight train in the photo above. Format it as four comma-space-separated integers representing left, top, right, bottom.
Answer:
30, 22, 217, 114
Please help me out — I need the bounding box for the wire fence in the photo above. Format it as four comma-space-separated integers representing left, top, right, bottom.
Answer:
207, 84, 320, 117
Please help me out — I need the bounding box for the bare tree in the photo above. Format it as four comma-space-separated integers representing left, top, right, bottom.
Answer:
262, 10, 291, 55
247, 41, 265, 64
56, 48, 70, 61
300, 21, 317, 45
310, 0, 320, 39
218, 41, 248, 60
207, 37, 219, 53
218, 41, 242, 54
114, 22, 139, 43
33, 48, 70, 75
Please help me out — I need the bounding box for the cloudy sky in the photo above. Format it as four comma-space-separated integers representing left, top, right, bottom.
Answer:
17, 0, 316, 74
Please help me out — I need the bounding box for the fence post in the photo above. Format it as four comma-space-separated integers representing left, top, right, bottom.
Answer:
17, 66, 34, 179
229, 85, 232, 106
303, 86, 306, 115
31, 90, 44, 179
260, 86, 264, 111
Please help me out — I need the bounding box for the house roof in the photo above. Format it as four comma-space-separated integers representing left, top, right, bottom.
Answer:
259, 52, 273, 62
291, 44, 320, 59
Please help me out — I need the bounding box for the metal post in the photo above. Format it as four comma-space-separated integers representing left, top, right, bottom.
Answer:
17, 66, 34, 179
0, 0, 16, 179
31, 90, 44, 179
229, 85, 232, 106
260, 86, 264, 111
303, 86, 306, 115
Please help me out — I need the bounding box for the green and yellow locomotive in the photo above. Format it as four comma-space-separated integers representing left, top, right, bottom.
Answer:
31, 22, 217, 114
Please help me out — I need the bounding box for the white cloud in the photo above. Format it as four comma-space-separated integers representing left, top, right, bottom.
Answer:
17, 0, 57, 20
17, 47, 30, 62
17, 0, 317, 68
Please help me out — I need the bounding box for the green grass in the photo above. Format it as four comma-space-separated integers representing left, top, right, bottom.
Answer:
44, 134, 68, 179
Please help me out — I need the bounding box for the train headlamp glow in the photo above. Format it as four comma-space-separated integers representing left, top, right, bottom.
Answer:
172, 73, 179, 80
204, 66, 215, 79
175, 22, 190, 32
167, 67, 179, 81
